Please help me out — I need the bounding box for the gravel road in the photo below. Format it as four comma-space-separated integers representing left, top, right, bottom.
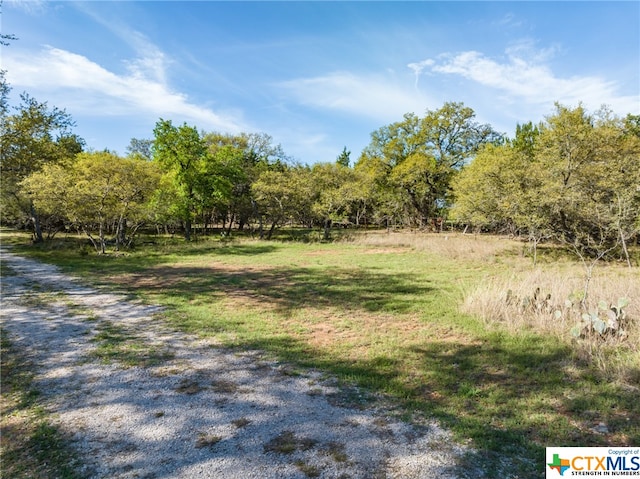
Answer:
0, 249, 471, 478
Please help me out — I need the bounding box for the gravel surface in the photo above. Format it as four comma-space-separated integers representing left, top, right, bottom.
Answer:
0, 249, 471, 478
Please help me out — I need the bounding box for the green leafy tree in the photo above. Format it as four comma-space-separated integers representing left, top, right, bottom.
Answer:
126, 138, 154, 161
357, 102, 501, 227
451, 143, 515, 231
336, 146, 351, 168
0, 93, 84, 241
452, 126, 550, 262
22, 152, 160, 253
252, 165, 312, 239
107, 154, 161, 249
339, 166, 374, 227
310, 162, 354, 239
197, 141, 236, 233
534, 105, 636, 256
453, 103, 640, 299
623, 114, 640, 138
148, 173, 184, 235
536, 104, 640, 300
202, 132, 285, 233
152, 119, 208, 241
354, 152, 404, 228
202, 132, 247, 232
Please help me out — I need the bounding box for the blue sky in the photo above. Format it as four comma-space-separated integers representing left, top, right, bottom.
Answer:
2, 1, 639, 164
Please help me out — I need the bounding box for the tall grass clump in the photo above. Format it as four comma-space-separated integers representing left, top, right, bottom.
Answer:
463, 263, 640, 384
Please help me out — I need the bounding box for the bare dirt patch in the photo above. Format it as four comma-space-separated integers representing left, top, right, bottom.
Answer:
304, 311, 480, 352
361, 247, 412, 255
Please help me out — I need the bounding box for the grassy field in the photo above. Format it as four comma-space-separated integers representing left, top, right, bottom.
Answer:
2, 228, 638, 478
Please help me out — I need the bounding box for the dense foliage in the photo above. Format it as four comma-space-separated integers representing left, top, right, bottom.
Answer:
2, 66, 638, 257
0, 93, 84, 242
453, 105, 640, 263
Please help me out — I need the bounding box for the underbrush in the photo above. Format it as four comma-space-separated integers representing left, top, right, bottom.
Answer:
462, 263, 640, 385
347, 230, 640, 385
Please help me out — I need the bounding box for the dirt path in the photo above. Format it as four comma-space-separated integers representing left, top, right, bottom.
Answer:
0, 249, 471, 478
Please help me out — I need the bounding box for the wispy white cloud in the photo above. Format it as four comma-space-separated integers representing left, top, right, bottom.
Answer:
277, 71, 432, 120
414, 45, 638, 116
6, 0, 47, 15
492, 13, 524, 29
74, 6, 172, 86
122, 32, 171, 85
407, 59, 434, 89
4, 45, 245, 132
280, 130, 333, 164
504, 39, 561, 64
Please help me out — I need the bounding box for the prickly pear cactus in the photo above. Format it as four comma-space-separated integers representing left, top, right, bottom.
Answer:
570, 297, 629, 340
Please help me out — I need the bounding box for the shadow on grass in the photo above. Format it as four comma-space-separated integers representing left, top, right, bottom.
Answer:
416, 337, 639, 474
224, 331, 640, 478
0, 329, 85, 479
164, 242, 282, 258
5, 236, 435, 316
115, 263, 435, 316
406, 337, 571, 477
7, 239, 281, 281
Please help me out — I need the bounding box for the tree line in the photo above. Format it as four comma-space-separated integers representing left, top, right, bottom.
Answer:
1, 69, 639, 259
453, 105, 640, 265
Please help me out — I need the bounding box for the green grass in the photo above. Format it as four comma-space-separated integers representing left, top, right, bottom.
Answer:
1, 260, 17, 277
89, 322, 175, 368
3, 229, 639, 478
0, 328, 85, 479
264, 430, 317, 454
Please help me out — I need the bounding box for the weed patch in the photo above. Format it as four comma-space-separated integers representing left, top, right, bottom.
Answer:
195, 432, 222, 449
264, 430, 317, 454
175, 378, 205, 395
323, 441, 348, 463
462, 264, 640, 383
89, 322, 174, 368
211, 379, 240, 394
231, 417, 251, 428
295, 459, 321, 477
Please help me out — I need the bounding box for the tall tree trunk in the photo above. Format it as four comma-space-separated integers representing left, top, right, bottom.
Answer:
30, 201, 43, 243
99, 221, 106, 254
323, 218, 332, 241
238, 213, 248, 231
226, 213, 234, 236
252, 200, 264, 239
617, 195, 633, 268
115, 215, 127, 251
266, 221, 277, 240
184, 219, 192, 241
202, 212, 208, 236
620, 229, 632, 268
126, 222, 143, 248
83, 227, 100, 253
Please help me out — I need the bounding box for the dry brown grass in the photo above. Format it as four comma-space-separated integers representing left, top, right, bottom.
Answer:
345, 230, 519, 261
462, 262, 640, 382
346, 229, 639, 383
